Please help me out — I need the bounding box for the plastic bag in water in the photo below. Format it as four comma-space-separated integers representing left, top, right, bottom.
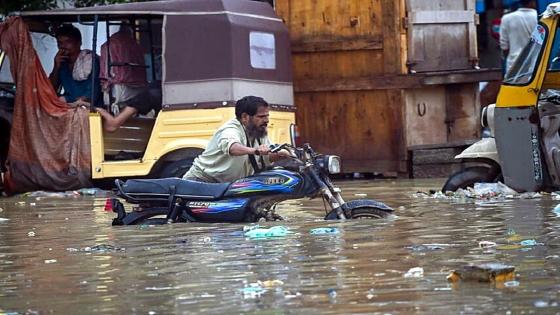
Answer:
473, 182, 517, 198
244, 226, 291, 239
310, 227, 339, 235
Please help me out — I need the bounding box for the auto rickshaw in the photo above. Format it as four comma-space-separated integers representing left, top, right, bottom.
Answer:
443, 3, 560, 192
0, 0, 295, 193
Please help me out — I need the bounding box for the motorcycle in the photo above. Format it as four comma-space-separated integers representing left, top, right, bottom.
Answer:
111, 143, 393, 225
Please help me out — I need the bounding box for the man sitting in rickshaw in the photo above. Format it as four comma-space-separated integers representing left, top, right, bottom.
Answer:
48, 24, 101, 107
95, 25, 160, 132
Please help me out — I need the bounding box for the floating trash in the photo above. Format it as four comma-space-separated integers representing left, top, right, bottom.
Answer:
244, 225, 291, 239
520, 239, 541, 246
283, 291, 302, 299
504, 280, 520, 287
241, 283, 267, 298
479, 241, 497, 248
554, 204, 560, 217
78, 188, 109, 196
260, 279, 284, 288
447, 263, 515, 283
66, 244, 124, 253
25, 191, 80, 198
534, 300, 551, 308
421, 182, 545, 200
310, 227, 339, 235
27, 231, 36, 237
44, 259, 57, 264
407, 244, 448, 252
404, 267, 424, 278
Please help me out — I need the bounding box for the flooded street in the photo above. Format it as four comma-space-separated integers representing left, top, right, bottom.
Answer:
1, 178, 560, 314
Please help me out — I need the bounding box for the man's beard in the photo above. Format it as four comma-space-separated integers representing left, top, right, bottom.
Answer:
247, 121, 267, 138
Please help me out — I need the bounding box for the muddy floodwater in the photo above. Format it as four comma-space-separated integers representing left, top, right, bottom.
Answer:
1, 178, 560, 314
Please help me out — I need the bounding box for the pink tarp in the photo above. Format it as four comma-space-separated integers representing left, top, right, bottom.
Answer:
0, 17, 92, 194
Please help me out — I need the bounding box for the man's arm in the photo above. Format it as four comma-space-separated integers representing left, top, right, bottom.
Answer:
229, 143, 270, 156
499, 17, 509, 58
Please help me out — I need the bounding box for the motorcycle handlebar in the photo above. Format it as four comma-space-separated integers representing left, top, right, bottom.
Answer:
269, 143, 291, 153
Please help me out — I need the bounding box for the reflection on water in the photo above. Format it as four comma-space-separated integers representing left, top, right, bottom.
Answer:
1, 178, 560, 314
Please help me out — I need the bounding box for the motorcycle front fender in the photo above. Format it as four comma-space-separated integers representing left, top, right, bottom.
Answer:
324, 199, 393, 220
455, 137, 500, 164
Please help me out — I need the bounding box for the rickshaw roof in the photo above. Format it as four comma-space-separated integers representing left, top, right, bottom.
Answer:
18, 0, 280, 21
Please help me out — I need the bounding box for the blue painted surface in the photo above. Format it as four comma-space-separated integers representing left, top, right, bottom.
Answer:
477, 0, 486, 13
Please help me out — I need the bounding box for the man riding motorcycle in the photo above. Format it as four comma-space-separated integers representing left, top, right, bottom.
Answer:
183, 96, 289, 183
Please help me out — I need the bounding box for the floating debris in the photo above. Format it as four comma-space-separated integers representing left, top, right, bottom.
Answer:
407, 244, 448, 252
283, 291, 302, 299
447, 263, 515, 283
504, 280, 520, 287
404, 267, 424, 278
310, 227, 339, 235
479, 241, 497, 248
553, 204, 560, 217
259, 279, 284, 288
520, 239, 541, 246
241, 283, 267, 298
78, 188, 110, 196
24, 191, 80, 198
419, 182, 544, 200
27, 231, 36, 237
66, 244, 124, 253
44, 259, 57, 264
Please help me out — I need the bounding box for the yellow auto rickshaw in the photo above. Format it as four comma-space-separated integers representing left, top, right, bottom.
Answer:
443, 2, 560, 192
0, 0, 295, 193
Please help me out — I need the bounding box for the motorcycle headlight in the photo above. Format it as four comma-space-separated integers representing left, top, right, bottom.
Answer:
326, 155, 341, 174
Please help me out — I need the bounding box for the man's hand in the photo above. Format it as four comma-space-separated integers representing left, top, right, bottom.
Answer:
53, 49, 68, 69
254, 144, 270, 156
68, 98, 91, 108
269, 149, 291, 162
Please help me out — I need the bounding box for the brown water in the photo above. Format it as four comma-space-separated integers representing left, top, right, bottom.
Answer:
1, 178, 560, 314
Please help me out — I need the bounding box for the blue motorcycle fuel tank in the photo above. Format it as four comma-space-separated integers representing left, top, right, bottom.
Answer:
224, 169, 304, 197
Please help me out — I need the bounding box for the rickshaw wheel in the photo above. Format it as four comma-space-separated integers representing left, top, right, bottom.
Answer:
157, 158, 194, 178
442, 166, 501, 192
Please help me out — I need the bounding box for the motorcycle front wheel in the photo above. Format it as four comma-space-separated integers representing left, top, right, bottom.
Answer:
325, 199, 393, 220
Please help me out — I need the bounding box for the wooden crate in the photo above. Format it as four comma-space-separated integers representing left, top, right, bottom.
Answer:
275, 0, 499, 177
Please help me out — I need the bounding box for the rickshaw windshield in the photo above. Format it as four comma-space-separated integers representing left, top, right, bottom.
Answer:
504, 24, 547, 85
0, 31, 58, 85
0, 50, 14, 85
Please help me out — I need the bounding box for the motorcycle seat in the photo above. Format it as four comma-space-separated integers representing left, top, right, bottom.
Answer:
116, 178, 230, 201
